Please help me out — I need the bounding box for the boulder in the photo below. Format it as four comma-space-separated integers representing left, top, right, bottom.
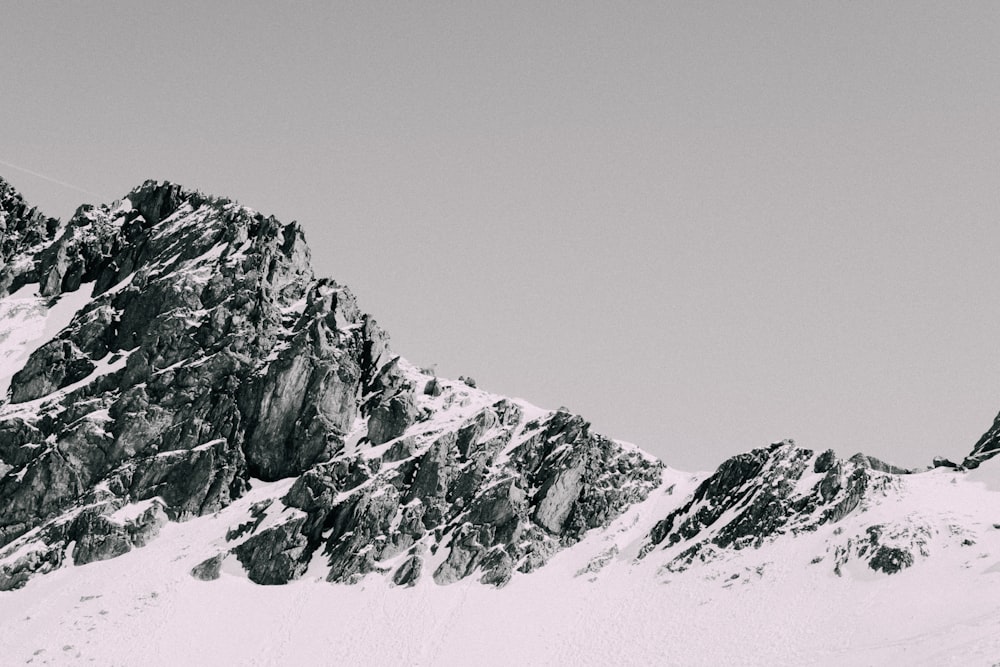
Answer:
233, 516, 310, 585
191, 554, 225, 581
392, 553, 423, 587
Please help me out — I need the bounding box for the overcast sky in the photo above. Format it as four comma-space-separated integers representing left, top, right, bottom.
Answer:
3, 2, 1000, 470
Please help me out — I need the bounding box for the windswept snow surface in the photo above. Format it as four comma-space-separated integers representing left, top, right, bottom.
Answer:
4, 464, 1000, 665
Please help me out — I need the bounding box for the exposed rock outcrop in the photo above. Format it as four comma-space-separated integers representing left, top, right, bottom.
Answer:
0, 178, 60, 296
965, 410, 1000, 468
640, 441, 901, 572
0, 176, 665, 590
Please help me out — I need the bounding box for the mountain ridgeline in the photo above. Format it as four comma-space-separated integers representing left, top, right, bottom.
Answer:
0, 177, 996, 591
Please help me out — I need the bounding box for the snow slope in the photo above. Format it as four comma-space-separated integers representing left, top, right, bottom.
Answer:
3, 462, 1000, 666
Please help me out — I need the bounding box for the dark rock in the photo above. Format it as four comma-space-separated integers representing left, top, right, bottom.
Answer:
119, 439, 247, 520
645, 449, 771, 553
383, 436, 419, 462
364, 358, 418, 446
868, 545, 914, 574
392, 554, 423, 587
0, 179, 59, 295
641, 443, 894, 570
0, 544, 64, 591
405, 433, 457, 528
191, 554, 225, 581
818, 464, 842, 502
0, 419, 44, 468
126, 503, 169, 547
71, 515, 132, 565
848, 453, 910, 475
434, 525, 485, 584
283, 456, 376, 536
324, 485, 403, 583
240, 315, 361, 480
534, 461, 585, 534
823, 467, 869, 523
232, 516, 310, 585
10, 340, 95, 403
814, 449, 837, 473
127, 180, 183, 225
367, 394, 417, 446
965, 409, 1000, 468
70, 501, 167, 565
478, 549, 515, 587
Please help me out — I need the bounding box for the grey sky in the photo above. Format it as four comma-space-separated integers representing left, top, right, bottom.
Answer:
3, 2, 1000, 470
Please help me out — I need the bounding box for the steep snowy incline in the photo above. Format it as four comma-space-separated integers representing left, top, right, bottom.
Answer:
2, 459, 1000, 666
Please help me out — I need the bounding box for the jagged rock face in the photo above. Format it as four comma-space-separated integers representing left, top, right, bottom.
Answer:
223, 394, 663, 588
639, 442, 906, 574
0, 179, 392, 567
10, 339, 95, 403
0, 177, 664, 590
965, 411, 1000, 468
0, 179, 60, 295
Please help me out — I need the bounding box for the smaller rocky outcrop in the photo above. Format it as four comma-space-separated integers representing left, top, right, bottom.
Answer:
965, 410, 1000, 468
9, 339, 95, 403
71, 501, 168, 565
932, 456, 959, 469
0, 499, 167, 590
392, 553, 423, 587
830, 522, 931, 576
640, 442, 902, 572
0, 177, 60, 296
233, 516, 311, 585
848, 453, 911, 475
190, 554, 225, 581
0, 544, 64, 591
364, 357, 418, 446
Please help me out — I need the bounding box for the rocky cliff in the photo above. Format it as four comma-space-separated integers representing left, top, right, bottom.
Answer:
0, 178, 661, 590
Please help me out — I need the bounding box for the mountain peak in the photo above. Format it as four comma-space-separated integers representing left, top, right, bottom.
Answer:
125, 179, 186, 226
0, 177, 664, 590
0, 175, 997, 609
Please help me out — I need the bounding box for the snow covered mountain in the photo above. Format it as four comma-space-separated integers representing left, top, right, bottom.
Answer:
2, 176, 1000, 665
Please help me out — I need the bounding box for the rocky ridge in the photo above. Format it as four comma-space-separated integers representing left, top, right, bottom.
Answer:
637, 442, 941, 576
0, 176, 996, 592
965, 412, 1000, 468
0, 178, 661, 590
